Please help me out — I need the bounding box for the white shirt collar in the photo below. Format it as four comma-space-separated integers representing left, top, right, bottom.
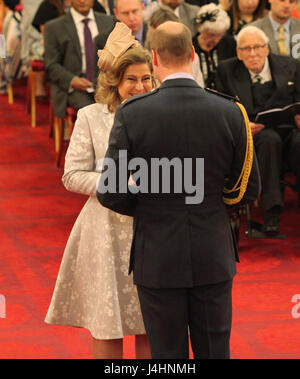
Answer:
70, 7, 95, 25
268, 12, 290, 33
163, 72, 195, 82
174, 6, 180, 18
249, 58, 271, 83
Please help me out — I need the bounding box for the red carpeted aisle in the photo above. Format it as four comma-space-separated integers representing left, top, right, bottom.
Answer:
0, 80, 300, 359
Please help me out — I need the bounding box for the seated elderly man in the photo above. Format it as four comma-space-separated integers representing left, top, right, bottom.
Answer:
216, 25, 300, 237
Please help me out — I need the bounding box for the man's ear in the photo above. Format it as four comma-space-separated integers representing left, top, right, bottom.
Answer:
152, 49, 158, 66
192, 46, 195, 62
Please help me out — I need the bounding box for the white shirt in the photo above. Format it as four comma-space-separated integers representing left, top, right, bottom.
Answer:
70, 7, 99, 74
174, 6, 180, 18
249, 58, 272, 84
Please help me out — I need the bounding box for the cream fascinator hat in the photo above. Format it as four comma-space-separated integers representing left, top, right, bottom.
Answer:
97, 22, 140, 71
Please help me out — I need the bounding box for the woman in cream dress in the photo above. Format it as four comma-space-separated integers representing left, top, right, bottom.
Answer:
45, 25, 155, 359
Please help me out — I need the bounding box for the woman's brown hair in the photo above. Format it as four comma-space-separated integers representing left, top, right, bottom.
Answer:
226, 0, 267, 33
48, 0, 65, 15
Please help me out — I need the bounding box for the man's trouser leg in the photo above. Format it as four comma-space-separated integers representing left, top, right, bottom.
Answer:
137, 280, 233, 359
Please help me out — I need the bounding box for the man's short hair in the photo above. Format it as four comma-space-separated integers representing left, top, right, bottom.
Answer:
114, 0, 142, 8
236, 25, 269, 47
149, 8, 180, 29
151, 22, 193, 67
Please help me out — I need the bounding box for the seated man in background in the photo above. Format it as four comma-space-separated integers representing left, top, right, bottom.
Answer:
113, 0, 148, 45
44, 0, 115, 118
93, 0, 146, 82
216, 25, 300, 236
250, 0, 300, 58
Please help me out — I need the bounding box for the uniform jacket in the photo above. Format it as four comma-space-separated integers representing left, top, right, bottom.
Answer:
97, 78, 261, 288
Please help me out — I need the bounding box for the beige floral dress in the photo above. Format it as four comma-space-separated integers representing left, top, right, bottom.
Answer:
45, 103, 146, 339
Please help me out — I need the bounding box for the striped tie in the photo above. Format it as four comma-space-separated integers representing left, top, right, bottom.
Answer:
253, 74, 262, 83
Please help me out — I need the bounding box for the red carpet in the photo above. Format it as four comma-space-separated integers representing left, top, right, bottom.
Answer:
0, 80, 300, 359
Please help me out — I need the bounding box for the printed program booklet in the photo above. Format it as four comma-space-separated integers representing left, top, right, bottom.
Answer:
255, 102, 300, 126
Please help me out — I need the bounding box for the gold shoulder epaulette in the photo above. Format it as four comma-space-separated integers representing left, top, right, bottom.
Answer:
205, 87, 240, 103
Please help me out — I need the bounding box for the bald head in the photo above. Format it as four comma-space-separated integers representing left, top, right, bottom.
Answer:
151, 21, 194, 67
158, 20, 185, 34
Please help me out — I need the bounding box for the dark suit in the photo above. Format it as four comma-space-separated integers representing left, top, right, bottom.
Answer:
44, 10, 115, 117
138, 21, 148, 46
216, 54, 300, 211
97, 78, 260, 358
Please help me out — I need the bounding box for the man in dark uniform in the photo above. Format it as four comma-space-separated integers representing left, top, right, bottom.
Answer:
216, 25, 300, 237
97, 21, 260, 358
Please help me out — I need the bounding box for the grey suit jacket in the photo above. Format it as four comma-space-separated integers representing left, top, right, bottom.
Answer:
251, 15, 300, 58
143, 1, 199, 37
44, 10, 115, 117
178, 2, 200, 37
